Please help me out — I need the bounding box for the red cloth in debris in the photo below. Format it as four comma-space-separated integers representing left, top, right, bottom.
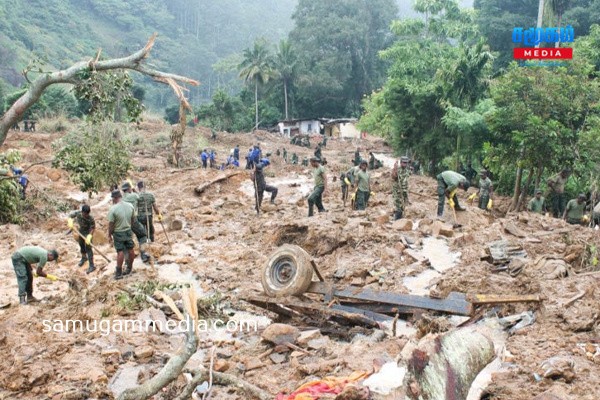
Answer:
275, 371, 368, 400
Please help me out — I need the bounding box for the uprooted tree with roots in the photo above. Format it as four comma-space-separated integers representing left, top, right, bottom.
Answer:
0, 34, 198, 166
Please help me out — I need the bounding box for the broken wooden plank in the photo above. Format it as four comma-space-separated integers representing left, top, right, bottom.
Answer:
310, 260, 325, 282
338, 301, 415, 315
244, 298, 298, 319
467, 293, 542, 305
330, 304, 394, 322
242, 295, 381, 328
307, 282, 473, 316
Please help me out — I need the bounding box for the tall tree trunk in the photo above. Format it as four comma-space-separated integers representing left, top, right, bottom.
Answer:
284, 80, 289, 120
508, 166, 524, 214
455, 132, 461, 171
170, 102, 186, 167
518, 168, 534, 211
535, 164, 544, 189
536, 0, 545, 48
254, 80, 259, 131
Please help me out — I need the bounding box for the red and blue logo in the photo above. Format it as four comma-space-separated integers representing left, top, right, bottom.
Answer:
512, 26, 574, 60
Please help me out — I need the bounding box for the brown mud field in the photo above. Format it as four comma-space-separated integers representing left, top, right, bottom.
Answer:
0, 120, 599, 400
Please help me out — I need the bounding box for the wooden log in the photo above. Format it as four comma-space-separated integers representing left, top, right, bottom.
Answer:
194, 171, 243, 195
405, 328, 495, 400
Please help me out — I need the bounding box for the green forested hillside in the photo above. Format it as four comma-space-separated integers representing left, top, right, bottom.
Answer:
0, 0, 474, 112
0, 0, 297, 110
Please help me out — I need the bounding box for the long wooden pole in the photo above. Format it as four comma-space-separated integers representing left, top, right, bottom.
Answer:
71, 226, 111, 262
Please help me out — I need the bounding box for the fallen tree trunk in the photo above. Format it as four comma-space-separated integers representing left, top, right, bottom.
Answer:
194, 171, 243, 195
175, 369, 271, 400
0, 34, 198, 147
405, 328, 495, 400
117, 314, 198, 400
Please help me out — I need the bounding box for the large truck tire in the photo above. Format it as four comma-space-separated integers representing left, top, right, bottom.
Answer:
261, 244, 313, 297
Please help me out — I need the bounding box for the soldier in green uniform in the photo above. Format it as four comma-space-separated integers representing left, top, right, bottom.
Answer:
137, 181, 162, 243
564, 193, 587, 225
121, 181, 150, 262
276, 148, 281, 157
527, 189, 546, 214
344, 164, 360, 208
354, 160, 371, 210
68, 204, 96, 274
340, 171, 350, 204
436, 170, 469, 217
391, 156, 410, 220
303, 136, 311, 148
368, 152, 376, 170
308, 157, 327, 217
547, 169, 571, 218
314, 143, 322, 160
291, 153, 298, 165
11, 246, 59, 304
108, 190, 135, 279
354, 148, 361, 166
477, 170, 494, 210
283, 148, 288, 163
302, 157, 309, 167
593, 199, 600, 226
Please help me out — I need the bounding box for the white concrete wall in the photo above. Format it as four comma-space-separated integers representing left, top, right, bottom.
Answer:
299, 120, 320, 134
278, 121, 299, 137
339, 122, 360, 138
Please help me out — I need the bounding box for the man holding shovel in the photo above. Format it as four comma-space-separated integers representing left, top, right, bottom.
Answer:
436, 170, 470, 219
11, 246, 59, 305
68, 205, 96, 274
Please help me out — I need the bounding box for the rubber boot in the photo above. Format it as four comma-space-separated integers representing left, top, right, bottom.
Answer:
394, 210, 403, 220
78, 255, 87, 267
19, 295, 27, 305
27, 294, 39, 303
114, 267, 123, 280
124, 263, 133, 276
86, 263, 96, 274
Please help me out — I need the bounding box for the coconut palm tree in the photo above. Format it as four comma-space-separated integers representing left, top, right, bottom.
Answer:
239, 40, 273, 130
274, 39, 298, 121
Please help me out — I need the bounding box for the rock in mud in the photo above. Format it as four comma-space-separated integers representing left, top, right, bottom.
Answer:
269, 353, 287, 364
297, 329, 322, 346
169, 219, 184, 231
393, 219, 413, 231
134, 345, 154, 360
261, 323, 300, 345
431, 221, 453, 237
214, 359, 230, 372
375, 214, 390, 225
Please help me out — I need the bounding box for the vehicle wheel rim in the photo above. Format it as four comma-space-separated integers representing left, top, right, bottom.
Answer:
271, 256, 296, 287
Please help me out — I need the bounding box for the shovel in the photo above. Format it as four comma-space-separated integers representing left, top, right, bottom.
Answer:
70, 227, 111, 263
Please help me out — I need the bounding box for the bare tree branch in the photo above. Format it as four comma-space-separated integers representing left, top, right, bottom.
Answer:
0, 33, 199, 146
175, 369, 271, 400
117, 314, 198, 400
